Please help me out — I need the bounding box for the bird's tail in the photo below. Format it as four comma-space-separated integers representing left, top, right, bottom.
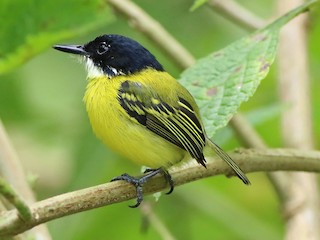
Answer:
206, 138, 250, 185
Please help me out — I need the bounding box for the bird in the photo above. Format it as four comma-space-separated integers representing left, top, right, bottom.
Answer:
53, 34, 250, 207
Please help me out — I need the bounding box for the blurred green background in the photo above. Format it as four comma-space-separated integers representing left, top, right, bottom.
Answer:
0, 0, 319, 239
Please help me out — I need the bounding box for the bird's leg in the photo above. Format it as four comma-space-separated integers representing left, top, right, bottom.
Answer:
143, 168, 174, 194
111, 167, 174, 208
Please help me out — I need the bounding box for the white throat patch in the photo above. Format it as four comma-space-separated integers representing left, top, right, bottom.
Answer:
84, 58, 105, 79
83, 58, 121, 79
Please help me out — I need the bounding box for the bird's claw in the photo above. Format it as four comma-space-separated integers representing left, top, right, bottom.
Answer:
111, 174, 144, 207
111, 168, 174, 207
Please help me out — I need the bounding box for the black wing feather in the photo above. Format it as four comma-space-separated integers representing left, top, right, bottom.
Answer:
117, 80, 207, 167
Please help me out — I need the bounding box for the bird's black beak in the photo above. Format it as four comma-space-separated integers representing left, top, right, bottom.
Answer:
53, 44, 88, 56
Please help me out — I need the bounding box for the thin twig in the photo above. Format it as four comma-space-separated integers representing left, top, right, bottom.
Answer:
0, 120, 52, 239
0, 121, 34, 202
207, 0, 266, 31
140, 202, 176, 240
0, 177, 31, 221
1, 148, 320, 237
229, 114, 266, 149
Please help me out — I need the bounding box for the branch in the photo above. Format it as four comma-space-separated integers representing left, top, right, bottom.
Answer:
277, 1, 319, 239
0, 177, 31, 221
0, 120, 52, 239
229, 113, 266, 149
140, 202, 176, 240
1, 148, 320, 237
207, 0, 266, 31
0, 120, 35, 203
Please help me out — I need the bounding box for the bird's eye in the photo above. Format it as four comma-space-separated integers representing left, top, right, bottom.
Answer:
97, 42, 109, 55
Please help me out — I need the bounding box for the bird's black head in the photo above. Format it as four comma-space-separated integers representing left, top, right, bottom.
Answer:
53, 34, 164, 77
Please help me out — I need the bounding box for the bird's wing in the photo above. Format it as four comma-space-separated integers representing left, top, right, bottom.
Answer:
117, 80, 206, 166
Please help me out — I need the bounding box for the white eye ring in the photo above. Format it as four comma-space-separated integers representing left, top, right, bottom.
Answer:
97, 42, 109, 55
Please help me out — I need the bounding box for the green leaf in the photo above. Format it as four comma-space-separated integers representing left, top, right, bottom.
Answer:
180, 0, 317, 138
0, 0, 114, 75
190, 0, 208, 11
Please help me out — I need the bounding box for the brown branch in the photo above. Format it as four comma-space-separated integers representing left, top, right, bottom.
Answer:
0, 121, 35, 202
207, 0, 266, 31
1, 148, 320, 237
229, 114, 266, 149
140, 202, 176, 240
0, 120, 52, 239
277, 1, 319, 239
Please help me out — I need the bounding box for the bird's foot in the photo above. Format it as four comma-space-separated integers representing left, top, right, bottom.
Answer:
143, 168, 174, 194
111, 167, 174, 208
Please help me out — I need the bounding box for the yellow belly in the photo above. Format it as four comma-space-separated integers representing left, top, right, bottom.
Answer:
84, 76, 186, 168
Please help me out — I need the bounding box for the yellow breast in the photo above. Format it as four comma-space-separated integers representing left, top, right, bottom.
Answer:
83, 72, 186, 168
